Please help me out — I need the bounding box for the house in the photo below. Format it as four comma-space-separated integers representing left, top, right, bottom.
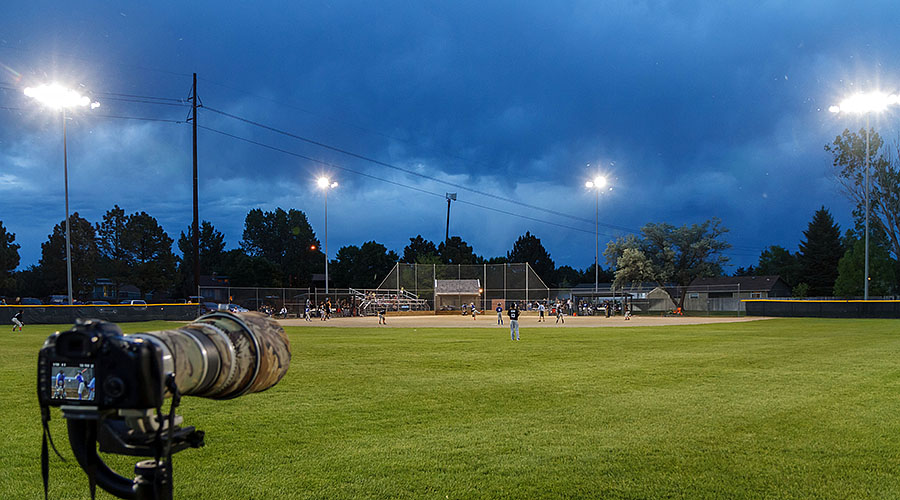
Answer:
685, 275, 791, 311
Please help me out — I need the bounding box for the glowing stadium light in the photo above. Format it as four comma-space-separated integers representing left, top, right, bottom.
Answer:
829, 91, 899, 114
24, 83, 99, 109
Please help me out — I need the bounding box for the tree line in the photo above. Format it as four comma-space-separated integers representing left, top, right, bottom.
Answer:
0, 207, 616, 301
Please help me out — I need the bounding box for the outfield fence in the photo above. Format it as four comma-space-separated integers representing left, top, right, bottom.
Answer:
745, 299, 900, 318
0, 304, 198, 325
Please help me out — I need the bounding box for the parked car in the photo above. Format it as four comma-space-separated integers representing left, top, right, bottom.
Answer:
200, 302, 219, 314
48, 295, 71, 305
88, 300, 110, 305
221, 303, 249, 313
120, 299, 147, 305
21, 297, 43, 305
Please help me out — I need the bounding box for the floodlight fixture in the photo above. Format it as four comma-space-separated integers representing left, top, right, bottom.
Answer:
24, 83, 99, 110
830, 91, 899, 114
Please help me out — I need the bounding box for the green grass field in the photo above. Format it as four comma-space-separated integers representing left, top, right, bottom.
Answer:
2, 318, 900, 499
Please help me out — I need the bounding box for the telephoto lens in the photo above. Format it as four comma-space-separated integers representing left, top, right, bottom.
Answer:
133, 311, 291, 399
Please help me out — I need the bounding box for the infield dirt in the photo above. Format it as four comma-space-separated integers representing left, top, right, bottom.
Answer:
281, 312, 768, 328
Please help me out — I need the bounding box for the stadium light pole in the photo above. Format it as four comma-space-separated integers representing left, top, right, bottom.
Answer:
24, 84, 99, 306
317, 177, 338, 295
829, 91, 900, 300
584, 176, 608, 296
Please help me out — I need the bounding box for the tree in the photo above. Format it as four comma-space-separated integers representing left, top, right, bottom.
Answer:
177, 221, 227, 296
220, 250, 281, 287
554, 265, 582, 287
403, 235, 439, 263
605, 218, 730, 309
507, 231, 555, 282
14, 265, 49, 298
39, 213, 99, 298
733, 265, 756, 277
95, 206, 129, 298
122, 211, 176, 299
240, 208, 321, 286
438, 236, 479, 264
833, 236, 896, 297
826, 128, 900, 259
797, 207, 843, 297
580, 263, 615, 286
0, 221, 20, 294
756, 245, 801, 287
331, 241, 399, 288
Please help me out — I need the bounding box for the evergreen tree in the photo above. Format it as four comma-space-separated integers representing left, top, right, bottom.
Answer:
756, 245, 801, 286
0, 221, 20, 294
39, 213, 99, 299
507, 231, 555, 283
122, 212, 176, 299
402, 235, 439, 263
240, 208, 321, 286
797, 207, 844, 297
331, 241, 399, 288
95, 206, 129, 298
438, 236, 479, 264
177, 221, 227, 296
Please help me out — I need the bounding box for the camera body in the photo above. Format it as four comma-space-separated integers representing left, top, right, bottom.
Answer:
38, 319, 165, 410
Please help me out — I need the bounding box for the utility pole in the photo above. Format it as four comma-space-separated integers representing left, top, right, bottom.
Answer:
445, 193, 456, 244
188, 73, 201, 299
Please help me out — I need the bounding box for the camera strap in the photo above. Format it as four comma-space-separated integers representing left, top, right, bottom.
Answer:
39, 405, 65, 500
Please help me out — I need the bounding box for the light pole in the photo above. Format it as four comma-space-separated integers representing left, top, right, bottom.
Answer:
24, 84, 99, 305
317, 177, 338, 295
830, 91, 899, 300
584, 176, 608, 297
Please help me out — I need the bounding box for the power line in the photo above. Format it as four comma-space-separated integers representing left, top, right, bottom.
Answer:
0, 105, 183, 124
202, 105, 639, 233
91, 91, 185, 103
197, 123, 612, 237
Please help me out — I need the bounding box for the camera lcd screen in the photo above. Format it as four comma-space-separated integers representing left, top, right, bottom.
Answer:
50, 362, 95, 402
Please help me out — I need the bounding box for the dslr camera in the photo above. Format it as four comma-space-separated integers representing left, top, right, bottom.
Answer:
37, 311, 291, 500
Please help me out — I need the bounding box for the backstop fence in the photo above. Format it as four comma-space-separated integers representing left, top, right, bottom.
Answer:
377, 263, 550, 312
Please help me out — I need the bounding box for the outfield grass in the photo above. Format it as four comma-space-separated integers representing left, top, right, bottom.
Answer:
2, 318, 900, 499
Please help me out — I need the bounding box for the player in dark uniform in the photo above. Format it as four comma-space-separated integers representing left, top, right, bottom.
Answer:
508, 303, 521, 341
11, 310, 24, 331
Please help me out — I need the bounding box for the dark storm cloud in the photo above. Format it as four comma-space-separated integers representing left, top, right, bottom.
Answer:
2, 1, 898, 271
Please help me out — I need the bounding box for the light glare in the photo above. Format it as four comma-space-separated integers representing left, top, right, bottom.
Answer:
24, 83, 94, 109
317, 177, 330, 189
834, 91, 898, 114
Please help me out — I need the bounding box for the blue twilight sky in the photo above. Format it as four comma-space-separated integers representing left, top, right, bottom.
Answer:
1, 1, 898, 274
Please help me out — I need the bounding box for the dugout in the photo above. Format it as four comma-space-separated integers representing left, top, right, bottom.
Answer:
433, 279, 481, 311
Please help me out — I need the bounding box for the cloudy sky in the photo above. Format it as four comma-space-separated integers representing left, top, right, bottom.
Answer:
2, 1, 898, 274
